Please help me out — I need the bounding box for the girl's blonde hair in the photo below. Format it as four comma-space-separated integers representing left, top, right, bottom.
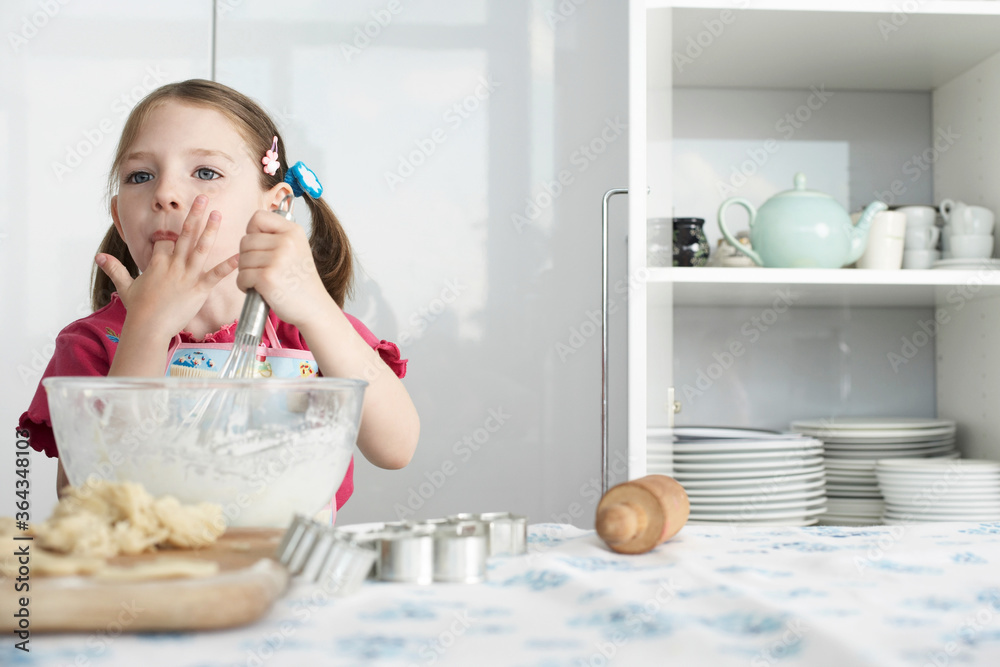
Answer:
92, 78, 353, 311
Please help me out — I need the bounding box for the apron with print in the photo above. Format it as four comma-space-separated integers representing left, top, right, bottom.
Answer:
164, 318, 337, 524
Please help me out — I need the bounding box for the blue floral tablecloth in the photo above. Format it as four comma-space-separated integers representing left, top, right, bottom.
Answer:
10, 522, 1000, 666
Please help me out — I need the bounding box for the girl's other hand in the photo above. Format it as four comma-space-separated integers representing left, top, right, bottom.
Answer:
96, 195, 239, 338
237, 209, 330, 327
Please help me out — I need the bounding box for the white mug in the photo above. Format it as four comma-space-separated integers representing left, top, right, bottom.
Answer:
940, 199, 995, 235
857, 210, 907, 270
949, 234, 994, 259
904, 225, 940, 250
897, 205, 937, 229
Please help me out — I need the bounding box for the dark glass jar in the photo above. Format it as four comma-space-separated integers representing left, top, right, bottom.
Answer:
672, 217, 709, 267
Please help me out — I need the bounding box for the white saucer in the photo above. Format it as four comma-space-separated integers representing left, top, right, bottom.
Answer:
689, 517, 820, 527
672, 457, 823, 472
673, 463, 825, 480
688, 506, 827, 522
688, 491, 826, 506
823, 441, 956, 454
931, 258, 1000, 270
877, 459, 1000, 472
882, 512, 1000, 523
672, 448, 823, 462
791, 417, 955, 431
691, 497, 827, 513
685, 479, 826, 497
670, 439, 821, 454
673, 470, 825, 488
798, 427, 957, 442
669, 427, 793, 440
825, 447, 958, 460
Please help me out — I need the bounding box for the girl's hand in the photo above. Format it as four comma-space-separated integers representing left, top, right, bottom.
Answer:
96, 195, 238, 338
236, 209, 330, 327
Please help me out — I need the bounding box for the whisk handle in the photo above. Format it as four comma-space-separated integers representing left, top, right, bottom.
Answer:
235, 288, 270, 341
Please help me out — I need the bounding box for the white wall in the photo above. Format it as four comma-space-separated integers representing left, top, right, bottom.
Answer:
1, 0, 211, 522
1, 1, 630, 529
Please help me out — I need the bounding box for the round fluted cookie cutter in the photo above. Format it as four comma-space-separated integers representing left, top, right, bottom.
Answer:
448, 512, 527, 556
427, 519, 488, 584
275, 514, 377, 596
278, 512, 527, 590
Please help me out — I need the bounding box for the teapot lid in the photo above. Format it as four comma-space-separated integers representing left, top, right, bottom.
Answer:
779, 173, 831, 200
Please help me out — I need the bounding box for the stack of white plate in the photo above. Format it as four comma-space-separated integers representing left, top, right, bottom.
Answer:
875, 459, 1000, 523
649, 427, 827, 526
790, 418, 958, 525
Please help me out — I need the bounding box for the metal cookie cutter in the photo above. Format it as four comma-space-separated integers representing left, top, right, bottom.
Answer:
375, 522, 436, 584
431, 519, 488, 584
275, 514, 377, 596
449, 512, 527, 557
277, 512, 527, 591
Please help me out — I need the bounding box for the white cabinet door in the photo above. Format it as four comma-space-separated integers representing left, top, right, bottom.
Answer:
1, 0, 212, 520
216, 1, 632, 527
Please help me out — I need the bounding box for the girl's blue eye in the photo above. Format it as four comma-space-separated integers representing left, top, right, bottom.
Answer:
196, 168, 220, 181
126, 171, 152, 184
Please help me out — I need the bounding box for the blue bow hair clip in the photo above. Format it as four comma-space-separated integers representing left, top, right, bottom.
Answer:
284, 161, 324, 198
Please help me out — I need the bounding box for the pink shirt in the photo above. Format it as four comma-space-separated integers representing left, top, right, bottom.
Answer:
18, 293, 407, 510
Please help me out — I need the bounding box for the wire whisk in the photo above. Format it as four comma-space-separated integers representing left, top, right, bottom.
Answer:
180, 195, 296, 449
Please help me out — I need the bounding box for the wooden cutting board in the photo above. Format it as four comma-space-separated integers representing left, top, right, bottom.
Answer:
0, 527, 288, 633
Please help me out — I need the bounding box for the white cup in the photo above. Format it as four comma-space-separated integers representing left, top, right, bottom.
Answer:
949, 234, 994, 259
897, 205, 937, 229
902, 249, 940, 270
904, 225, 940, 250
940, 199, 996, 235
857, 210, 907, 270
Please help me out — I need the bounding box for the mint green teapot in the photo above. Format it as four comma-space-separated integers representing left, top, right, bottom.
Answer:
717, 173, 887, 268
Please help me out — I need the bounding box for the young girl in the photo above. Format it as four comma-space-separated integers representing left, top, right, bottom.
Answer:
18, 79, 420, 515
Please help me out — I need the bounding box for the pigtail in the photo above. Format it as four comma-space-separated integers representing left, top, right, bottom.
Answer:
90, 224, 138, 311
303, 195, 354, 308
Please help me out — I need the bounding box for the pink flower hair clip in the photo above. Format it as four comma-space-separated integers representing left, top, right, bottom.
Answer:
262, 136, 280, 176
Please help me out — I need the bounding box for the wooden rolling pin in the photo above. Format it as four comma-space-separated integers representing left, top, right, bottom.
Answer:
595, 475, 690, 554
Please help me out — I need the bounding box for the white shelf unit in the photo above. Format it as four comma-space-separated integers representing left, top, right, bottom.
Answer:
654, 267, 1000, 307
632, 0, 1000, 476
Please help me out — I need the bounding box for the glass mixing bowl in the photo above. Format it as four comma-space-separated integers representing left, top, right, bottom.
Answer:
43, 377, 367, 528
